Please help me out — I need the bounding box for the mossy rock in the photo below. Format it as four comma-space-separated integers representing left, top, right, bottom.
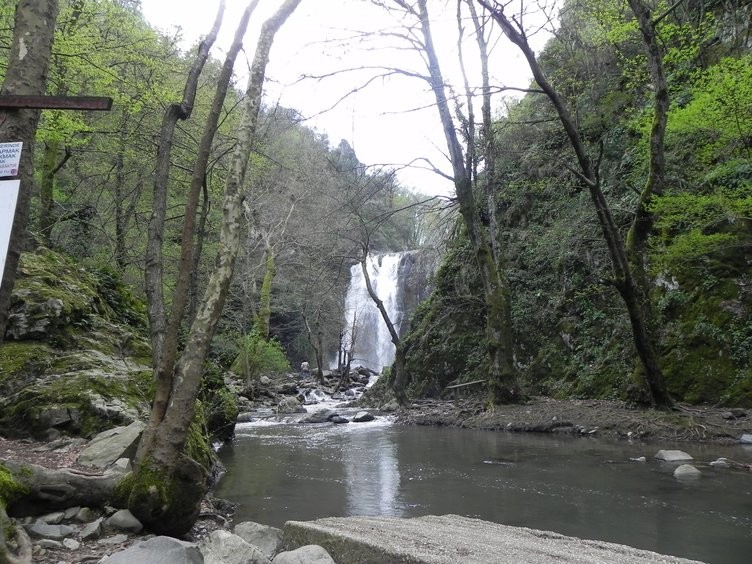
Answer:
0, 249, 154, 439
0, 363, 152, 439
0, 464, 28, 509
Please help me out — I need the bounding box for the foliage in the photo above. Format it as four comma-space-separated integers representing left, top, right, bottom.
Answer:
230, 329, 290, 381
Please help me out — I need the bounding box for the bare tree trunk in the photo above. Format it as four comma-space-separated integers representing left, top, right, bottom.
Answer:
478, 0, 672, 409
129, 0, 302, 537
411, 0, 521, 403
148, 0, 258, 437
254, 242, 276, 339
188, 182, 211, 323
0, 0, 60, 344
143, 1, 224, 367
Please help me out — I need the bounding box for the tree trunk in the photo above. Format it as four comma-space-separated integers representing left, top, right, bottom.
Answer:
624, 0, 672, 408
254, 243, 276, 339
129, 0, 302, 537
412, 0, 520, 403
143, 1, 224, 369
0, 0, 60, 344
479, 0, 672, 409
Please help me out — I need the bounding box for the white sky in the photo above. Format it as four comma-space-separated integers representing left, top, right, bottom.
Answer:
140, 0, 553, 197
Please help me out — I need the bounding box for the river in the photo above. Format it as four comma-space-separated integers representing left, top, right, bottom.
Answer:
215, 412, 752, 563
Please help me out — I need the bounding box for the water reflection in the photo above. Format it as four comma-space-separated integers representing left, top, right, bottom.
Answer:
343, 427, 400, 516
216, 420, 752, 564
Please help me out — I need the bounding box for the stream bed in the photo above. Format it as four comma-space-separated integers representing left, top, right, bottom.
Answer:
216, 411, 752, 563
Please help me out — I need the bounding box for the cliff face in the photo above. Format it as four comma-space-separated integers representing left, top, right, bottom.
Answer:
0, 249, 152, 439
396, 249, 441, 339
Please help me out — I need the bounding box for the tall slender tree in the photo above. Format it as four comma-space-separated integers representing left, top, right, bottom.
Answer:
478, 0, 672, 408
381, 0, 522, 403
128, 0, 302, 536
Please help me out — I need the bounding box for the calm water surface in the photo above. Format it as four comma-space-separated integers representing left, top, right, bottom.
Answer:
216, 413, 752, 563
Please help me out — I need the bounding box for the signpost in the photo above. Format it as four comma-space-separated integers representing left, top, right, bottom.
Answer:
0, 95, 112, 285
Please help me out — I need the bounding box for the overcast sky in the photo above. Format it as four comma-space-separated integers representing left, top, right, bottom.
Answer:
139, 0, 552, 197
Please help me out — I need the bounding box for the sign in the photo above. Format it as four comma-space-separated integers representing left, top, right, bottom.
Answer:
0, 142, 22, 177
0, 179, 21, 282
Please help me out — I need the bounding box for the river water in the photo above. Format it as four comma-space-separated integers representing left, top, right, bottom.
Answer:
216, 413, 752, 563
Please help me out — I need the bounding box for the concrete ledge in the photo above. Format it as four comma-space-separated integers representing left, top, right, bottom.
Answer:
282, 514, 702, 563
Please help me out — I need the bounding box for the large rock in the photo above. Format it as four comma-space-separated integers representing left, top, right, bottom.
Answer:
353, 411, 375, 423
105, 509, 143, 533
24, 522, 75, 540
77, 421, 145, 468
101, 536, 202, 564
277, 397, 305, 414
674, 464, 702, 479
654, 450, 693, 462
300, 409, 335, 424
0, 249, 152, 440
272, 545, 335, 564
282, 515, 702, 563
200, 530, 271, 564
234, 521, 282, 558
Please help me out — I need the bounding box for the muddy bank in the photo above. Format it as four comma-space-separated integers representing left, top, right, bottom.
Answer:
393, 396, 752, 445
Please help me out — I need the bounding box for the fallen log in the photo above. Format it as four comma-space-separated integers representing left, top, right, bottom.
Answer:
1, 459, 121, 516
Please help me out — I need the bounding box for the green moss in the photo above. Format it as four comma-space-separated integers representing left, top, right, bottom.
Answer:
183, 401, 217, 472
0, 368, 152, 439
0, 342, 53, 382
110, 473, 135, 509
0, 464, 29, 508
127, 454, 208, 536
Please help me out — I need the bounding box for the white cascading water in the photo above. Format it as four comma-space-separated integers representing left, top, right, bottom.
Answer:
343, 253, 403, 373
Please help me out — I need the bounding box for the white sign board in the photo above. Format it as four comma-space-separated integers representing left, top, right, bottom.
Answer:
0, 142, 23, 177
0, 179, 21, 283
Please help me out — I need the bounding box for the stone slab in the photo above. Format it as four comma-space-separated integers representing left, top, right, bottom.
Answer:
282, 515, 703, 564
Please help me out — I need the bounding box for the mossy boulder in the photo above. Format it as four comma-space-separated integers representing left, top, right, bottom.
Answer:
0, 249, 153, 439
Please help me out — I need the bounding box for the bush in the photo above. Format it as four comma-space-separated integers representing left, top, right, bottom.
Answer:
230, 330, 290, 382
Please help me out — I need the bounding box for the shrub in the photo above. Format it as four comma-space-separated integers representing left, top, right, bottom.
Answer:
230, 330, 290, 383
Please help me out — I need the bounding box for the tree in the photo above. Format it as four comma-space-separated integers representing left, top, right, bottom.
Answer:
478, 0, 672, 408
379, 0, 522, 403
0, 0, 60, 343
127, 0, 302, 536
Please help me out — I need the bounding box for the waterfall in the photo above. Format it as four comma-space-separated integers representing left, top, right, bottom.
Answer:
343, 253, 404, 373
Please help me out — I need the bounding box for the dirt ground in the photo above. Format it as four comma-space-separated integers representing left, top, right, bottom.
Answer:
395, 396, 752, 445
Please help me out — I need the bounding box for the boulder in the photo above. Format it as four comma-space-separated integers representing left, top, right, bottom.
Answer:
106, 509, 143, 533
330, 416, 349, 424
301, 409, 335, 424
77, 420, 145, 468
234, 521, 283, 558
277, 397, 305, 414
272, 544, 336, 564
79, 517, 104, 540
101, 536, 202, 563
654, 449, 693, 462
0, 250, 152, 440
674, 464, 702, 479
40, 511, 65, 524
380, 400, 399, 413
353, 412, 375, 423
200, 530, 271, 564
24, 523, 75, 540
709, 458, 730, 468
740, 434, 752, 444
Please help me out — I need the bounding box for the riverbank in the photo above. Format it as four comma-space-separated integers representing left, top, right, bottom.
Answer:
393, 396, 752, 445
3, 389, 751, 562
